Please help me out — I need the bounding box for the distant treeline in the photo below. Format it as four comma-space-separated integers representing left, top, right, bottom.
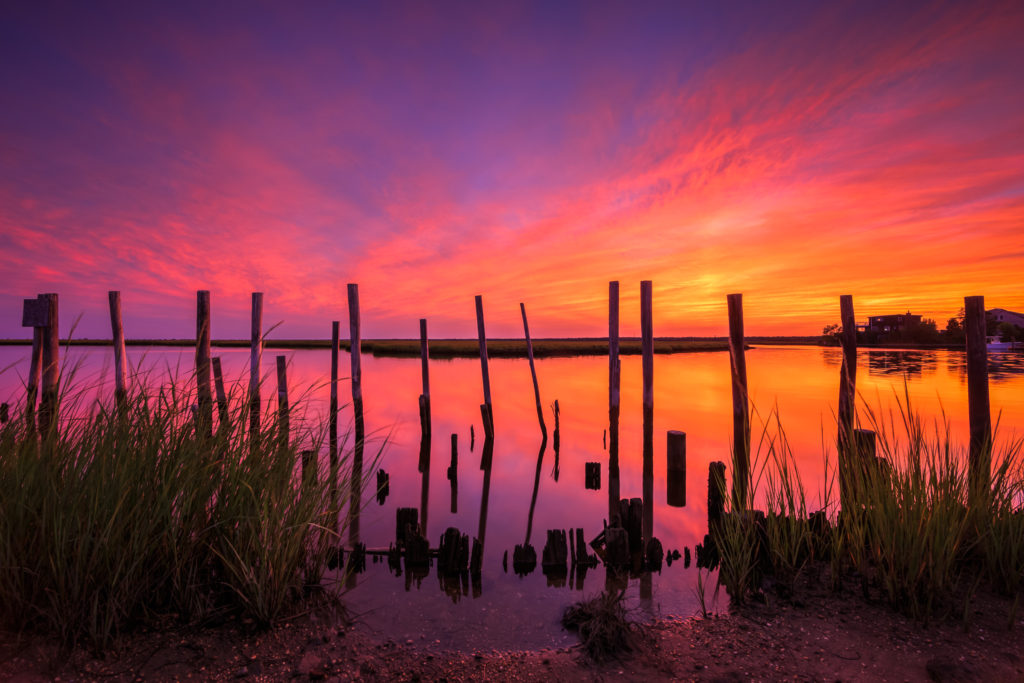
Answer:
0, 336, 811, 358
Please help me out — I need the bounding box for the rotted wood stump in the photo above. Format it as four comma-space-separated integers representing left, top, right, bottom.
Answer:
541, 529, 568, 571
513, 543, 537, 576
645, 537, 664, 571
376, 469, 390, 505
438, 527, 470, 575
585, 462, 601, 490
396, 507, 418, 548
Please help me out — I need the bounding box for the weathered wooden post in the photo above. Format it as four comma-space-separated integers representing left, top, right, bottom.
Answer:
275, 355, 288, 449
348, 283, 364, 549
837, 295, 857, 511
249, 292, 263, 441
667, 430, 686, 507
196, 290, 212, 438
965, 295, 991, 506
641, 280, 654, 545
0, 403, 8, 424
38, 293, 59, 436
727, 293, 750, 509
475, 295, 493, 438
521, 303, 547, 439
211, 357, 230, 428
329, 320, 340, 532
21, 295, 46, 431
108, 291, 128, 411
608, 281, 620, 521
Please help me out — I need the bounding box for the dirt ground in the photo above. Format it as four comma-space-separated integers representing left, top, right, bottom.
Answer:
3, 583, 1023, 682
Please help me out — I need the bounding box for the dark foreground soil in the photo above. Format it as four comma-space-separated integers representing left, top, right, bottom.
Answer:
3, 584, 1023, 682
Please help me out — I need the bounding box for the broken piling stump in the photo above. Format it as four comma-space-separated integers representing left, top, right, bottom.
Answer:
585, 462, 601, 490
438, 527, 470, 575
708, 461, 726, 530
646, 537, 664, 571
541, 529, 568, 571
396, 507, 418, 548
376, 469, 390, 505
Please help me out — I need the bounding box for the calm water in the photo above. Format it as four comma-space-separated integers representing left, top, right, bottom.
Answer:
2, 344, 1024, 651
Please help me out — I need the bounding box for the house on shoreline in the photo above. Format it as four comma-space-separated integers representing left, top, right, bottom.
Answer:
857, 311, 922, 335
988, 308, 1024, 327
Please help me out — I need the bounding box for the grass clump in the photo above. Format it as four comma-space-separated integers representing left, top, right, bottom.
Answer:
562, 589, 636, 661
712, 390, 1024, 625
0, 364, 356, 649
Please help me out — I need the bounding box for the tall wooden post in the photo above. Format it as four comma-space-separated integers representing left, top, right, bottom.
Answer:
837, 295, 857, 511
329, 320, 340, 533
38, 293, 59, 436
475, 295, 493, 437
108, 291, 128, 411
195, 290, 212, 437
640, 280, 654, 545
965, 295, 991, 506
521, 303, 547, 439
608, 281, 621, 521
348, 283, 364, 549
249, 292, 263, 441
727, 293, 750, 509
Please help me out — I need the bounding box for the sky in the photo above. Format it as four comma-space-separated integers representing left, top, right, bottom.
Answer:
2, 1, 1023, 340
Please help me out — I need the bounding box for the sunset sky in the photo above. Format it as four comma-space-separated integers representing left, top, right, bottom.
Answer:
2, 1, 1023, 341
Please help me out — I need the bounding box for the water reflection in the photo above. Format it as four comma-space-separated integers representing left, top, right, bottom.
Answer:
3, 343, 1024, 651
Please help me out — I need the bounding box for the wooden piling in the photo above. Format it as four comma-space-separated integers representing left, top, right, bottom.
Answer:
641, 280, 654, 545
475, 295, 493, 437
521, 303, 547, 438
301, 449, 316, 495
837, 295, 858, 512
0, 403, 8, 424
608, 281, 622, 521
727, 293, 750, 509
108, 291, 128, 410
195, 291, 212, 437
212, 357, 229, 428
38, 293, 59, 435
329, 320, 340, 532
585, 462, 601, 490
965, 295, 991, 506
275, 355, 288, 447
249, 292, 263, 441
348, 283, 364, 549
667, 430, 686, 507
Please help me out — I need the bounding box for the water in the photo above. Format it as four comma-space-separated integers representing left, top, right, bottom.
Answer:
2, 344, 1024, 651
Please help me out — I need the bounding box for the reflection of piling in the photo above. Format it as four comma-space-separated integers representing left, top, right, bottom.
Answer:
551, 400, 560, 480
195, 291, 212, 438
275, 356, 288, 448
448, 433, 458, 513
475, 295, 494, 439
348, 284, 364, 550
108, 291, 128, 411
474, 434, 495, 576
249, 292, 263, 441
37, 293, 59, 436
523, 435, 548, 570
608, 282, 621, 523
708, 462, 726, 530
727, 293, 750, 509
667, 431, 686, 507
329, 321, 340, 533
212, 357, 229, 428
837, 295, 857, 512
419, 318, 431, 449
965, 295, 991, 507
521, 303, 547, 439
641, 280, 654, 545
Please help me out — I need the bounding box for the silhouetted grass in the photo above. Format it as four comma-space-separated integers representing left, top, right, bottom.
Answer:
714, 391, 1024, 623
0, 363, 367, 649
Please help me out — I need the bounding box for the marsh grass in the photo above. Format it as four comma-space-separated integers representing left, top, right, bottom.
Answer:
714, 389, 1024, 623
0, 357, 369, 649
562, 589, 636, 661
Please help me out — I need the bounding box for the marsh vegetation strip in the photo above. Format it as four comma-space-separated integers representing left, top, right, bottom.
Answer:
0, 337, 732, 357
2, 344, 1024, 651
